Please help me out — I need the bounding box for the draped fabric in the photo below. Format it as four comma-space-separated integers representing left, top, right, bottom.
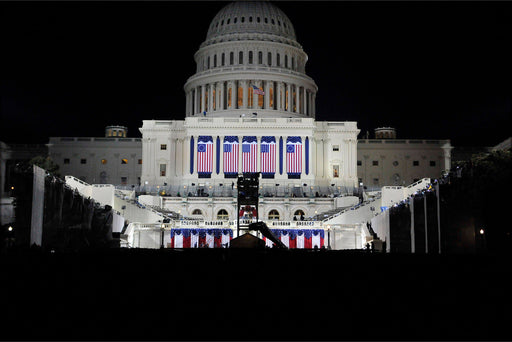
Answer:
242, 136, 257, 173
197, 136, 213, 176
305, 137, 309, 175
260, 136, 276, 176
262, 229, 325, 249
286, 136, 302, 175
223, 136, 239, 177
170, 228, 233, 248
190, 136, 195, 174
279, 136, 283, 175
216, 136, 220, 175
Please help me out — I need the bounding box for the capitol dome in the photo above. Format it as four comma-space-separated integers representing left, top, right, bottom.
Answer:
184, 1, 318, 119
202, 1, 298, 48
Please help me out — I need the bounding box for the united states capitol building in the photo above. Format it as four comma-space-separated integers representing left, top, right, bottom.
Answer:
43, 1, 454, 248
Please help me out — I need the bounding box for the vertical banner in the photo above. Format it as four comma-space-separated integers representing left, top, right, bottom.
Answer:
260, 136, 276, 177
223, 136, 239, 177
305, 137, 309, 175
286, 136, 302, 176
242, 136, 257, 173
197, 135, 213, 177
190, 136, 194, 174
216, 136, 220, 175
279, 136, 283, 175
30, 165, 45, 246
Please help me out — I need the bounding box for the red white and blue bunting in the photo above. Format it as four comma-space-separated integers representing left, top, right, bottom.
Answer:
263, 229, 325, 249
170, 228, 233, 248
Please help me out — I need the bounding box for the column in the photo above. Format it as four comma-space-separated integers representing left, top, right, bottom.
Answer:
185, 91, 190, 115
277, 82, 282, 111
200, 86, 205, 114
312, 93, 316, 116
264, 80, 270, 109
209, 84, 214, 112
175, 138, 181, 176
242, 80, 248, 109
183, 136, 189, 177
219, 82, 224, 111
295, 85, 300, 113
302, 88, 307, 115
195, 86, 200, 114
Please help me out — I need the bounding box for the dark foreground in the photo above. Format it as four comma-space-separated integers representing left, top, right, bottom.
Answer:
1, 248, 510, 341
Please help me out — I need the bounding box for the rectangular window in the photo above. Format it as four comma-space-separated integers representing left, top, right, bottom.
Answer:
332, 145, 339, 152
357, 160, 362, 166
160, 164, 166, 177
121, 177, 127, 185
333, 165, 339, 178
64, 158, 70, 164
80, 158, 87, 164
413, 160, 419, 166
430, 161, 436, 167
101, 159, 107, 164
121, 159, 128, 164
372, 160, 379, 166
138, 159, 142, 165
160, 144, 167, 150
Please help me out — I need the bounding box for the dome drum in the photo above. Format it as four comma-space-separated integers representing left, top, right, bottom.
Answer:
184, 1, 318, 119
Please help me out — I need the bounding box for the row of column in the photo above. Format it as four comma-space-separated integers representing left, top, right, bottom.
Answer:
185, 80, 316, 116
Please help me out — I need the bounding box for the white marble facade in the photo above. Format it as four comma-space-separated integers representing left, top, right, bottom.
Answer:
140, 2, 359, 192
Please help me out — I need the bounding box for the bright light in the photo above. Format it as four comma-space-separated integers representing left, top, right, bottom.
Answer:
8, 226, 13, 232
480, 229, 484, 235
10, 186, 14, 190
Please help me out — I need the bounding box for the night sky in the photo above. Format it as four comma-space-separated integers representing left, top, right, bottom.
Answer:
1, 1, 510, 147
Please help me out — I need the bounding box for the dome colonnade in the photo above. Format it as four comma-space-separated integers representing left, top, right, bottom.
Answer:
183, 1, 317, 118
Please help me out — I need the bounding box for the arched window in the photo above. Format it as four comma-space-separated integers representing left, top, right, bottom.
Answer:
239, 51, 243, 64
192, 209, 203, 215
241, 17, 245, 23
258, 51, 263, 64
234, 17, 237, 23
227, 18, 230, 24
291, 56, 295, 70
217, 209, 229, 220
268, 209, 280, 220
230, 52, 234, 65
276, 53, 280, 66
267, 52, 272, 66
221, 53, 225, 66
207, 56, 210, 69
285, 55, 288, 68
249, 16, 253, 22
249, 51, 253, 64
214, 54, 217, 68
293, 210, 305, 220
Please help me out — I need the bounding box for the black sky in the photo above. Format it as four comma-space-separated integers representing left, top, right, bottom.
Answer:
1, 1, 511, 147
